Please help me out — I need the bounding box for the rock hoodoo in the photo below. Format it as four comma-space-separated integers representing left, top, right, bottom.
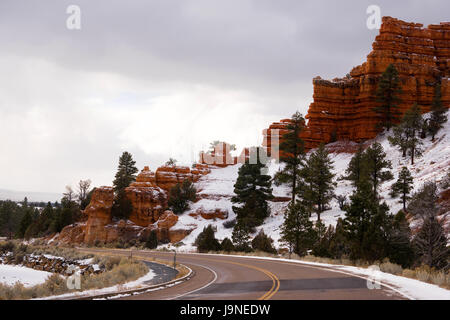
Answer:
264, 17, 450, 154
55, 164, 211, 245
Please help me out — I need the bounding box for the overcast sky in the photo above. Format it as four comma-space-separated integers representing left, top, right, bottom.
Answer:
0, 0, 448, 195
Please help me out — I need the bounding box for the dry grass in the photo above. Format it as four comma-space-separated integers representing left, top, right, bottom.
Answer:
0, 247, 148, 300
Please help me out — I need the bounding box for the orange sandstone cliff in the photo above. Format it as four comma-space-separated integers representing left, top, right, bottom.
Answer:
264, 17, 450, 154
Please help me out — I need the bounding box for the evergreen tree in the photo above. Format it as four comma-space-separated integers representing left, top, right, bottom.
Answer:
25, 202, 55, 238
407, 182, 439, 220
17, 209, 33, 239
387, 210, 415, 267
145, 230, 158, 249
343, 182, 392, 261
280, 201, 316, 256
168, 179, 197, 214
195, 225, 221, 253
0, 201, 22, 239
389, 104, 423, 165
428, 82, 448, 141
251, 230, 277, 254
363, 142, 394, 199
221, 237, 235, 252
388, 122, 410, 158
112, 151, 138, 219
374, 64, 402, 131
274, 111, 306, 203
343, 144, 367, 189
312, 220, 331, 257
232, 147, 273, 230
303, 144, 336, 221
328, 218, 350, 259
232, 222, 252, 252
403, 104, 423, 165
414, 216, 449, 270
390, 167, 414, 210
113, 151, 139, 192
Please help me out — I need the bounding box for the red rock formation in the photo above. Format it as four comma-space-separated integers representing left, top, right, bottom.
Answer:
189, 208, 228, 220
264, 17, 450, 154
84, 187, 115, 244
155, 165, 204, 191
54, 163, 211, 245
126, 167, 168, 227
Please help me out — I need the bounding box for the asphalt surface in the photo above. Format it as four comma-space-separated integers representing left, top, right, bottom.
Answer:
82, 249, 406, 300
141, 261, 179, 286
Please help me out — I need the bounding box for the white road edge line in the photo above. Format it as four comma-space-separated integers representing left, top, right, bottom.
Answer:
153, 251, 415, 300
167, 263, 218, 300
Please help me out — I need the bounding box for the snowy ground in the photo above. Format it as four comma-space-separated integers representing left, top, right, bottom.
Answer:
167, 112, 450, 252
0, 264, 52, 287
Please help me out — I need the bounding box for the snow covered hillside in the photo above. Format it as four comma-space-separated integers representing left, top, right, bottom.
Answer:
169, 114, 450, 252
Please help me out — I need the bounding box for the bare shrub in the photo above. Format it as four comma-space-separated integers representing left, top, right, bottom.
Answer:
379, 261, 403, 275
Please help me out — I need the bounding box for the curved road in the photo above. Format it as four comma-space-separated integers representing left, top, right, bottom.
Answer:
82, 249, 406, 300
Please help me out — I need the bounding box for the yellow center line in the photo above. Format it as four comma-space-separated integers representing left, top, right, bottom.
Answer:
179, 255, 281, 300
79, 249, 281, 300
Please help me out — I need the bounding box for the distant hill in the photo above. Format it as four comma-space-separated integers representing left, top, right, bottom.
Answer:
0, 189, 61, 203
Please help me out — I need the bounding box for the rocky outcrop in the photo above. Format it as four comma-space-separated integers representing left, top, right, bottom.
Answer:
189, 208, 228, 220
126, 167, 168, 227
84, 187, 115, 244
155, 165, 209, 191
264, 17, 450, 154
54, 164, 210, 246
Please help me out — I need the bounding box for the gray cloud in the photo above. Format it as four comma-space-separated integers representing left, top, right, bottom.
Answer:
0, 0, 448, 194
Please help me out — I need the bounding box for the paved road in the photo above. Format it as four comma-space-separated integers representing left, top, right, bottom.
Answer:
82, 249, 405, 300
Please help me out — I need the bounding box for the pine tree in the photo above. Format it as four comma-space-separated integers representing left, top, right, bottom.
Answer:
328, 218, 350, 259
145, 230, 158, 249
17, 210, 33, 239
387, 210, 415, 268
312, 220, 330, 257
232, 147, 273, 230
112, 151, 138, 219
221, 237, 235, 252
388, 122, 410, 158
374, 64, 402, 131
390, 167, 414, 211
407, 182, 439, 220
232, 222, 252, 252
274, 111, 306, 203
113, 151, 138, 192
251, 230, 277, 254
343, 144, 367, 189
280, 201, 316, 257
168, 179, 197, 214
414, 216, 449, 270
363, 142, 393, 198
403, 104, 423, 165
303, 144, 336, 221
428, 82, 448, 141
195, 225, 221, 253
343, 182, 392, 262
